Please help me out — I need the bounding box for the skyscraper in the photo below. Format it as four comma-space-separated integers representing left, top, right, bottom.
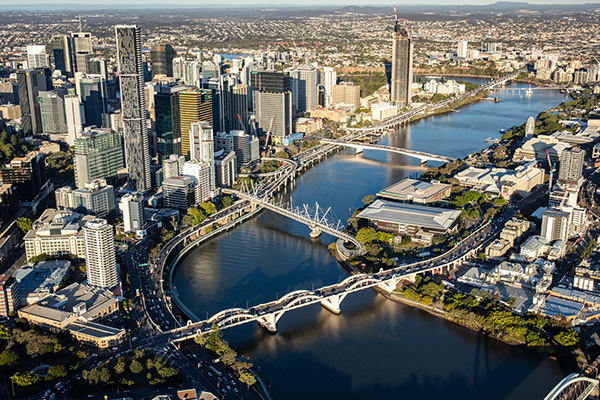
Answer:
37, 91, 68, 140
115, 25, 151, 192
172, 57, 184, 80
251, 71, 292, 139
27, 46, 48, 68
457, 40, 468, 59
559, 147, 585, 183
162, 154, 185, 180
154, 85, 187, 160
17, 68, 53, 136
78, 75, 108, 128
50, 35, 73, 77
178, 90, 213, 159
322, 67, 337, 107
151, 44, 176, 78
390, 18, 413, 107
231, 84, 249, 132
189, 121, 215, 192
290, 63, 319, 113
84, 218, 117, 289
71, 32, 94, 74
64, 94, 85, 144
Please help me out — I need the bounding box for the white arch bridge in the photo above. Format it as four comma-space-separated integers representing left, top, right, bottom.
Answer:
544, 373, 599, 400
321, 138, 454, 163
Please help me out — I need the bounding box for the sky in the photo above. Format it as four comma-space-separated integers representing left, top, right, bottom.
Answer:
2, 0, 598, 5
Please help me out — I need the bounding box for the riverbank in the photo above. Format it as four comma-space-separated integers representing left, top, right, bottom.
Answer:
409, 89, 490, 124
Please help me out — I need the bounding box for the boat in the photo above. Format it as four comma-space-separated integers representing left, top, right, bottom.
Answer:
525, 85, 533, 95
494, 97, 501, 103
485, 137, 492, 142
500, 129, 506, 133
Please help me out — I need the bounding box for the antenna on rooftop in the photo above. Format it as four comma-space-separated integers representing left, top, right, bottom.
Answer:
392, 0, 398, 20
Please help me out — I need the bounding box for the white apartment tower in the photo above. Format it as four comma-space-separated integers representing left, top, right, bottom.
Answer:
84, 218, 117, 289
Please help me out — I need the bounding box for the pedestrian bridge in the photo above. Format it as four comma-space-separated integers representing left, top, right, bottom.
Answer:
544, 373, 599, 400
321, 138, 454, 163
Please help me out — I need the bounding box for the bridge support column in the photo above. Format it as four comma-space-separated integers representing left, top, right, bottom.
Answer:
310, 227, 321, 239
420, 159, 427, 166
355, 147, 363, 154
321, 295, 343, 314
257, 311, 285, 334
378, 276, 400, 294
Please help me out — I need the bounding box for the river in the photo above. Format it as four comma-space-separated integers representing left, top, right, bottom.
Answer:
173, 80, 573, 400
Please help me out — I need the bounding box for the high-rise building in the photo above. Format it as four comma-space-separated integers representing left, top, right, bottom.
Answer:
84, 218, 117, 289
17, 68, 53, 136
541, 209, 570, 242
290, 63, 319, 113
0, 152, 48, 203
559, 147, 585, 183
115, 25, 151, 192
64, 94, 85, 145
214, 150, 236, 187
27, 46, 48, 68
74, 128, 124, 188
172, 57, 184, 81
155, 85, 187, 160
0, 275, 19, 317
151, 44, 176, 78
230, 130, 260, 166
189, 121, 215, 192
457, 40, 468, 59
251, 71, 292, 139
55, 179, 116, 218
322, 67, 337, 108
71, 32, 94, 74
182, 160, 212, 203
332, 82, 361, 109
183, 61, 200, 87
178, 90, 213, 159
119, 192, 145, 233
162, 154, 185, 180
37, 91, 68, 140
87, 58, 108, 80
78, 75, 108, 130
50, 35, 73, 77
231, 84, 249, 132
162, 176, 195, 209
390, 18, 413, 107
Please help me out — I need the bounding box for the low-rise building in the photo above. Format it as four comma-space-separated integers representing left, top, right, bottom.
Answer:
356, 199, 461, 242
310, 107, 347, 123
24, 209, 94, 261
18, 282, 124, 348
485, 238, 512, 258
454, 161, 545, 198
55, 179, 116, 218
13, 260, 70, 306
294, 117, 323, 135
376, 178, 451, 204
520, 235, 548, 259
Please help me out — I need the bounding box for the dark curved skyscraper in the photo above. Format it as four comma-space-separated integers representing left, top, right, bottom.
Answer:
151, 44, 176, 78
115, 25, 151, 192
391, 19, 413, 107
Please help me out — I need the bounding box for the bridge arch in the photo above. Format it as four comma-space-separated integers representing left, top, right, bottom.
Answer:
206, 308, 247, 324
280, 290, 311, 303
544, 373, 599, 400
283, 294, 322, 309
217, 313, 256, 329
345, 276, 382, 292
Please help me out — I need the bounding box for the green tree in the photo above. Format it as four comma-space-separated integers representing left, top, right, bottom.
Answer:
187, 208, 206, 226
361, 194, 375, 206
13, 371, 39, 387
221, 196, 234, 208
0, 349, 20, 367
554, 329, 580, 347
48, 364, 67, 379
114, 361, 125, 374
200, 201, 217, 215
239, 371, 257, 387
274, 150, 289, 159
356, 227, 378, 245
17, 217, 33, 233
0, 325, 10, 340
130, 359, 143, 374
157, 366, 178, 378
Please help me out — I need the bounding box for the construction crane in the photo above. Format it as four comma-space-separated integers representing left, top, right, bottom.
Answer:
263, 113, 276, 154
546, 149, 556, 194
236, 113, 246, 134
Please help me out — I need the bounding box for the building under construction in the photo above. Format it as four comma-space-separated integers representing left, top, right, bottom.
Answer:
390, 18, 413, 108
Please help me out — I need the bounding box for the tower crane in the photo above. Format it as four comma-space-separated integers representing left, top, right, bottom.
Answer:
263, 113, 276, 154
236, 113, 247, 134
559, 181, 573, 208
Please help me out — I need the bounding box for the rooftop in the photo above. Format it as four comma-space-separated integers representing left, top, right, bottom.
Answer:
356, 199, 461, 231
377, 178, 450, 202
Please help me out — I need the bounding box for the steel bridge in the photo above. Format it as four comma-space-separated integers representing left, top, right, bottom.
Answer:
544, 373, 599, 400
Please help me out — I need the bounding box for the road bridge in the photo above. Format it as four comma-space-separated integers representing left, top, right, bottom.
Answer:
154, 218, 497, 343
321, 138, 454, 163
544, 373, 599, 400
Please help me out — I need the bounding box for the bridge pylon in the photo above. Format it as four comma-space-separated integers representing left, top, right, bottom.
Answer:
310, 227, 322, 238
321, 295, 343, 314
355, 147, 363, 154
257, 311, 285, 334
378, 275, 400, 293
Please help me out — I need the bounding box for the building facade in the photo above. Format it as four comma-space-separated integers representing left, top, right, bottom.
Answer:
73, 128, 124, 189
84, 218, 117, 289
390, 19, 413, 107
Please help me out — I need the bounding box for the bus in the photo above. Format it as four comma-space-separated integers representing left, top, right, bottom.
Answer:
208, 365, 222, 376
